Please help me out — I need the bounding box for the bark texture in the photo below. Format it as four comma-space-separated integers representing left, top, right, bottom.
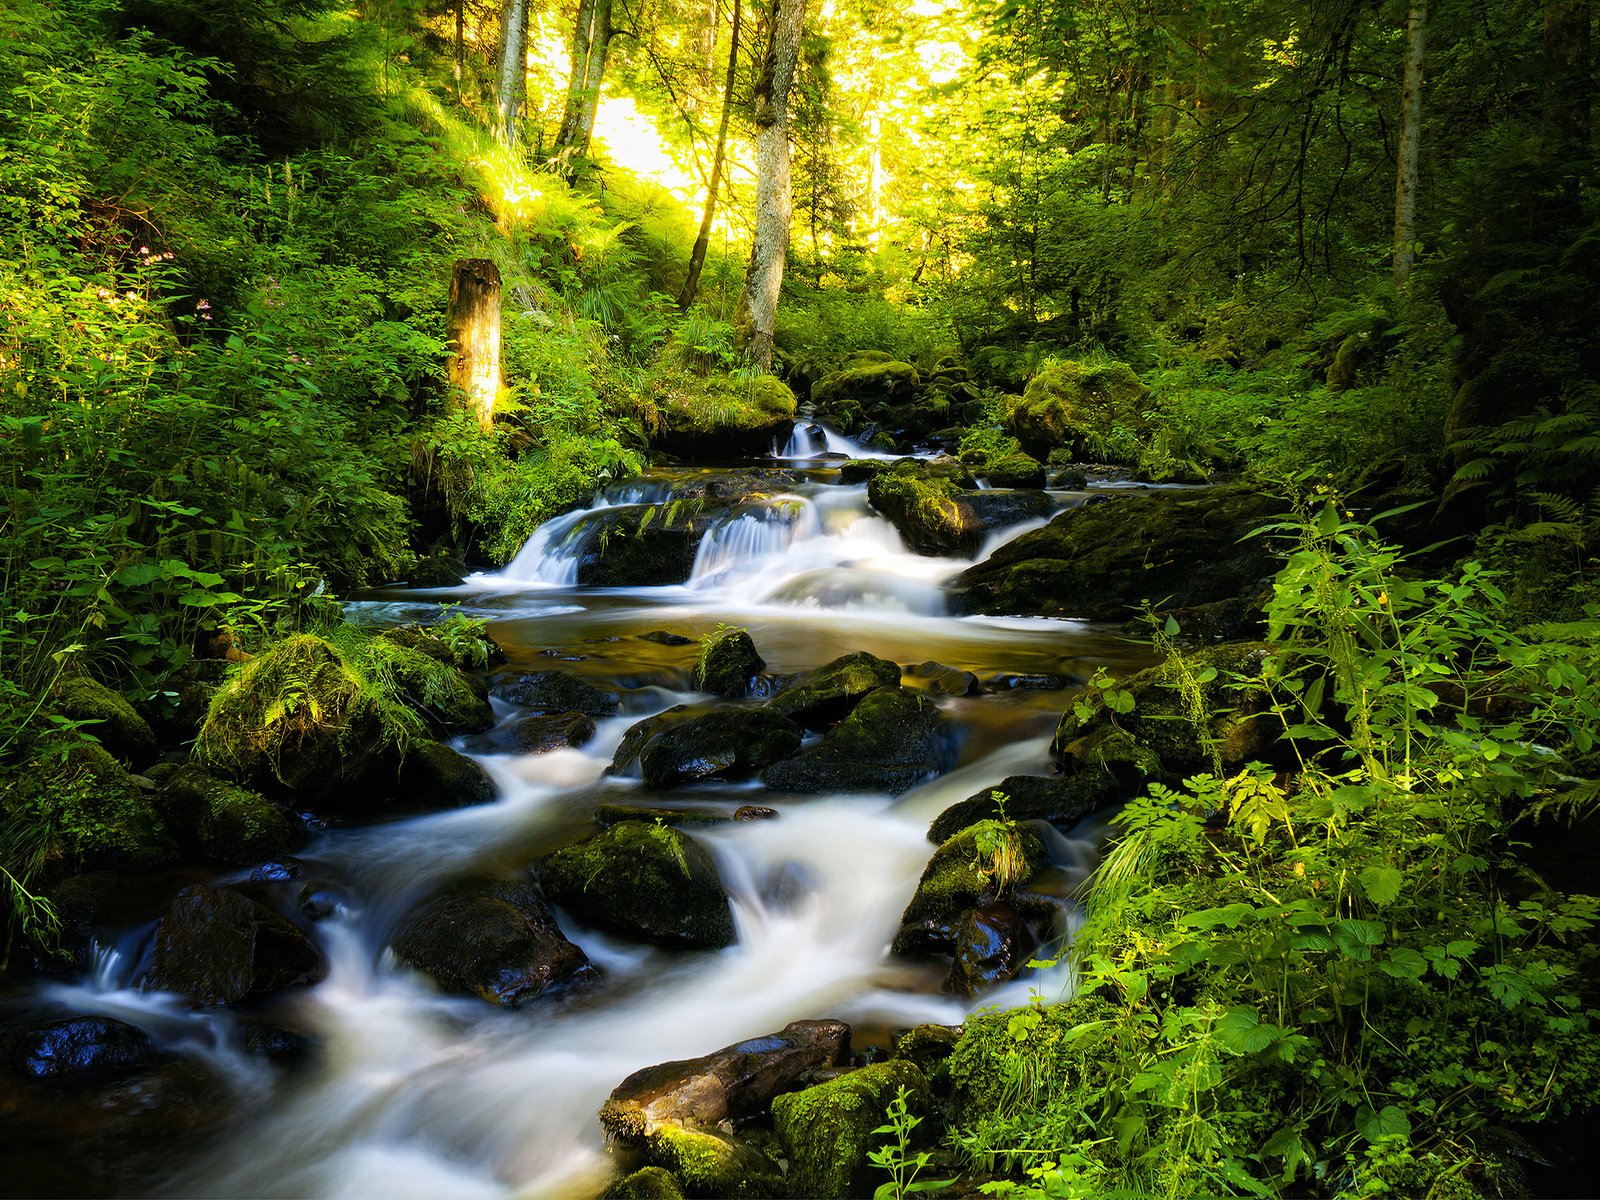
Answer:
555, 0, 615, 160
448, 259, 503, 430
498, 0, 530, 143
1391, 1, 1426, 288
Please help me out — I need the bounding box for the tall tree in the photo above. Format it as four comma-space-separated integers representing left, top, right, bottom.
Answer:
554, 0, 616, 159
1392, 1, 1426, 287
498, 0, 530, 142
678, 0, 743, 309
736, 0, 806, 370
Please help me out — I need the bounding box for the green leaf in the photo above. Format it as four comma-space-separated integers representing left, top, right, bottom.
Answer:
1355, 1104, 1411, 1144
1359, 865, 1404, 907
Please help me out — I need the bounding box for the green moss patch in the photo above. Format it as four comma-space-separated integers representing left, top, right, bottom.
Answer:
155, 764, 297, 866
771, 1060, 931, 1199
48, 676, 158, 768
1007, 359, 1149, 462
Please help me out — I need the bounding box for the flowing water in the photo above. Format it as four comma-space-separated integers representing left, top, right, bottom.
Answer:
6, 430, 1160, 1198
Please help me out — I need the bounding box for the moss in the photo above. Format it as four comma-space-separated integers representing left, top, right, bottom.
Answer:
945, 996, 1120, 1126
693, 629, 765, 697
761, 687, 951, 796
771, 1060, 931, 1199
156, 764, 297, 865
642, 1124, 782, 1199
1007, 359, 1149, 461
765, 651, 901, 729
539, 821, 736, 947
599, 1167, 686, 1199
192, 634, 418, 803
48, 676, 158, 767
356, 636, 493, 735
900, 820, 1046, 929
866, 463, 979, 555
652, 371, 797, 460
811, 360, 922, 408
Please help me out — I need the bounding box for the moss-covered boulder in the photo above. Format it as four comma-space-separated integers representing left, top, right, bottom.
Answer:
140, 884, 325, 1005
693, 629, 765, 697
4, 742, 179, 876
365, 637, 493, 736
599, 1167, 686, 1199
573, 505, 705, 587
927, 773, 1118, 844
155, 764, 298, 866
979, 452, 1047, 489
894, 820, 1047, 956
391, 877, 592, 1006
396, 740, 497, 807
612, 706, 803, 788
637, 1124, 782, 1198
867, 462, 981, 556
949, 487, 1281, 620
539, 822, 736, 948
653, 373, 798, 461
493, 670, 619, 716
811, 360, 922, 412
49, 676, 158, 768
771, 1060, 931, 1199
192, 635, 409, 806
761, 687, 953, 796
1007, 359, 1149, 461
765, 651, 902, 730
1051, 642, 1285, 784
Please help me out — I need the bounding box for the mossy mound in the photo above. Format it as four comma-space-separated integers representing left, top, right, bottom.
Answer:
950, 486, 1281, 620
979, 452, 1047, 489
867, 462, 981, 556
693, 629, 765, 697
811, 359, 922, 409
599, 1167, 686, 1199
4, 742, 179, 877
155, 764, 298, 866
192, 634, 414, 806
771, 1060, 931, 1199
361, 637, 493, 736
653, 373, 797, 461
640, 1124, 782, 1199
1051, 641, 1285, 783
539, 821, 736, 948
898, 820, 1046, 933
1007, 359, 1150, 461
766, 651, 902, 730
761, 687, 953, 796
48, 676, 158, 768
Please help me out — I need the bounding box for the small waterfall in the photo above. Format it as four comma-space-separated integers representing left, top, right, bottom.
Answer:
689, 497, 820, 586
773, 419, 901, 461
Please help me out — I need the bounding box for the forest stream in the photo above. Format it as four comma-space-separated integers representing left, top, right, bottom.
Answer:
2, 425, 1174, 1198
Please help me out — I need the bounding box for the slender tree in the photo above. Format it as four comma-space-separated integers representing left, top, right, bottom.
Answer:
736, 0, 806, 370
555, 0, 616, 159
1392, 1, 1426, 287
678, 0, 743, 309
498, 0, 530, 142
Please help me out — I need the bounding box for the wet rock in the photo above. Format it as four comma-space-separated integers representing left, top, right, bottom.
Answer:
811, 359, 921, 413
950, 486, 1281, 620
574, 508, 703, 586
1051, 468, 1090, 489
5, 1015, 163, 1081
612, 705, 803, 788
894, 821, 1046, 955
961, 487, 1059, 533
600, 1166, 687, 1199
1052, 641, 1285, 785
867, 461, 982, 556
236, 1021, 319, 1064
141, 884, 326, 1005
761, 687, 952, 796
635, 1124, 782, 1198
540, 822, 736, 948
493, 670, 620, 717
837, 460, 886, 485
392, 877, 592, 1006
497, 711, 598, 754
602, 1019, 852, 1140
405, 555, 468, 587
894, 1024, 962, 1075
987, 672, 1070, 691
639, 630, 694, 646
766, 651, 902, 730
692, 629, 765, 697
772, 1060, 931, 1199
48, 675, 158, 768
907, 660, 980, 697
978, 452, 1047, 489
154, 764, 298, 866
928, 773, 1116, 844
396, 740, 497, 807
946, 901, 1036, 995
596, 804, 732, 828
734, 805, 777, 822
249, 860, 300, 882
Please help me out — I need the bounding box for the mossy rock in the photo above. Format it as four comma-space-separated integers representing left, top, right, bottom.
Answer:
391, 876, 592, 1006
771, 1060, 932, 1200
693, 629, 765, 697
5, 742, 179, 877
949, 487, 1281, 620
980, 452, 1047, 489
811, 360, 922, 411
946, 995, 1120, 1126
867, 463, 981, 556
192, 635, 408, 806
641, 1124, 782, 1199
539, 822, 736, 948
599, 1167, 686, 1199
494, 711, 598, 754
155, 764, 298, 866
653, 373, 798, 461
380, 622, 503, 671
573, 506, 705, 587
1007, 359, 1149, 461
48, 676, 159, 768
927, 773, 1118, 844
896, 820, 1047, 944
396, 740, 497, 808
1051, 642, 1285, 783
766, 651, 902, 730
761, 687, 953, 796
366, 638, 493, 736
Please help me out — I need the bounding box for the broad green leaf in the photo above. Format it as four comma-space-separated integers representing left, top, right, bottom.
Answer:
1359, 865, 1404, 906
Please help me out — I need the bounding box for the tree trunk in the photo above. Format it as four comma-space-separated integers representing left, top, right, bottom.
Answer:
736, 0, 806, 371
448, 259, 503, 430
1391, 1, 1426, 288
454, 0, 464, 104
678, 0, 743, 310
555, 0, 615, 159
498, 0, 530, 144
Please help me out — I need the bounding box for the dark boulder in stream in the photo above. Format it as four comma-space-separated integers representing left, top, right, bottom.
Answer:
392, 877, 592, 1006
761, 686, 952, 795
611, 705, 803, 787
771, 1059, 931, 1199
927, 773, 1117, 843
692, 628, 765, 697
140, 884, 326, 1005
495, 711, 598, 754
154, 764, 299, 865
396, 739, 498, 806
5, 1015, 163, 1081
539, 822, 736, 948
764, 651, 901, 730
492, 670, 619, 716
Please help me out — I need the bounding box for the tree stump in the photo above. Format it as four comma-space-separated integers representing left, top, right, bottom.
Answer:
448, 259, 502, 430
